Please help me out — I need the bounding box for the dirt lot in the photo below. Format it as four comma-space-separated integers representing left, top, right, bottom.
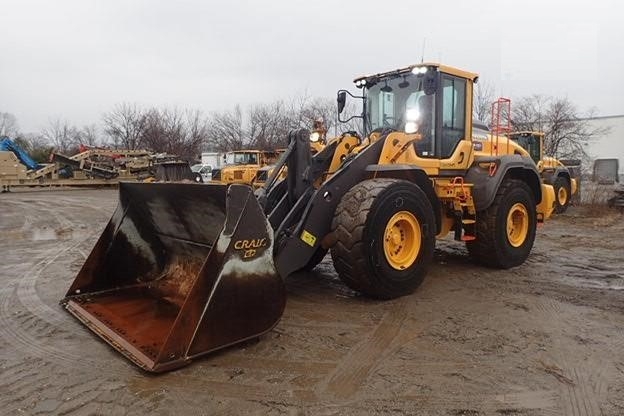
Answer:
1, 188, 623, 415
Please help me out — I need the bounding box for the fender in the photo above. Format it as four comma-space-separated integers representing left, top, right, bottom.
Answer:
364, 164, 441, 234
541, 166, 570, 186
465, 155, 542, 211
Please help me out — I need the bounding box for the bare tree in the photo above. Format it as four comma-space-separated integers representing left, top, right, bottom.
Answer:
298, 97, 337, 133
0, 112, 20, 137
78, 124, 100, 147
183, 109, 210, 159
203, 94, 361, 152
142, 107, 208, 160
42, 118, 80, 154
102, 103, 147, 149
205, 106, 246, 151
512, 95, 609, 161
473, 80, 495, 125
248, 101, 293, 150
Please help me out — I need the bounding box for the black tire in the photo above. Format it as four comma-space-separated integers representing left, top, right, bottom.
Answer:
466, 178, 537, 269
553, 176, 571, 213
330, 178, 436, 299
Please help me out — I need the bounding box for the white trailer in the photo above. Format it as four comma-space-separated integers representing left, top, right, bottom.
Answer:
201, 152, 223, 169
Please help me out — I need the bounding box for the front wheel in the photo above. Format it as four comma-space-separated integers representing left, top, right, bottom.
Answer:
330, 179, 436, 299
467, 178, 537, 269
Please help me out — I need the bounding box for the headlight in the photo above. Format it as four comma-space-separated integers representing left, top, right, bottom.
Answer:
310, 132, 320, 142
406, 108, 420, 121
405, 121, 418, 134
411, 66, 427, 75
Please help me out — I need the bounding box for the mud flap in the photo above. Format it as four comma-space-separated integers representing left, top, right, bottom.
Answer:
61, 182, 285, 372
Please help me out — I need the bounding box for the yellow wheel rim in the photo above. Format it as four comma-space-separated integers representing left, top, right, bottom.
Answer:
557, 186, 568, 205
383, 211, 421, 270
506, 203, 529, 247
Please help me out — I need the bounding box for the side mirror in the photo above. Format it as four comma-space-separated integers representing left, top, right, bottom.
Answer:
337, 91, 346, 114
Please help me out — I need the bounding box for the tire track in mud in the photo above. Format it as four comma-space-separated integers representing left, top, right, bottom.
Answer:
0, 243, 125, 373
319, 298, 411, 400
389, 390, 561, 414
531, 296, 564, 316
12, 197, 110, 328
490, 390, 560, 414
0, 194, 127, 373
0, 358, 157, 415
553, 357, 610, 416
524, 293, 614, 416
16, 243, 84, 326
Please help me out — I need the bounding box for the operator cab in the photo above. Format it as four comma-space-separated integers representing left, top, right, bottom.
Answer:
508, 132, 543, 164
228, 151, 260, 165
339, 63, 477, 161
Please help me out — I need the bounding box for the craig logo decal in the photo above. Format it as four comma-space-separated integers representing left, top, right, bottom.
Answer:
233, 238, 267, 259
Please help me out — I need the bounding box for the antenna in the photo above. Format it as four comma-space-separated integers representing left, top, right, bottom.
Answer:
420, 38, 426, 63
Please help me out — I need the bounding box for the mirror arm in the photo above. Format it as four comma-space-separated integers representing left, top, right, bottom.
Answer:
338, 114, 364, 123
336, 89, 367, 135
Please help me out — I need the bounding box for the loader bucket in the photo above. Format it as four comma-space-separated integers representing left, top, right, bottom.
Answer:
61, 182, 285, 372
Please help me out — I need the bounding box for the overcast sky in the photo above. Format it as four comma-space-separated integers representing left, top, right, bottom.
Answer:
1, 0, 622, 134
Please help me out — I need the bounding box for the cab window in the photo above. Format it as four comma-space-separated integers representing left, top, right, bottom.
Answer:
441, 76, 466, 158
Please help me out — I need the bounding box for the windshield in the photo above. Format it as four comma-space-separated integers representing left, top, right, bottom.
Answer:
367, 74, 434, 131
511, 134, 541, 164
366, 73, 436, 156
228, 152, 259, 165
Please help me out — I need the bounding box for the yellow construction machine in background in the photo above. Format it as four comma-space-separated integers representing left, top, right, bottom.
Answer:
210, 150, 281, 185
507, 131, 579, 213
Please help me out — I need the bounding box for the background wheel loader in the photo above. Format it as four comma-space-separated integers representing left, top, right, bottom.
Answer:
210, 149, 281, 185
61, 63, 555, 372
507, 131, 579, 213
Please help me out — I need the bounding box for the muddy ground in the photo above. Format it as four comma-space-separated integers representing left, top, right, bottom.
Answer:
1, 188, 623, 415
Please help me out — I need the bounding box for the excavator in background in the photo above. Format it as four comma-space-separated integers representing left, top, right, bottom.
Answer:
61, 62, 555, 372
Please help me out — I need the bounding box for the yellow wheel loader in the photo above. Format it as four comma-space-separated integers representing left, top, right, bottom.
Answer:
61, 63, 555, 372
211, 150, 281, 185
507, 131, 578, 213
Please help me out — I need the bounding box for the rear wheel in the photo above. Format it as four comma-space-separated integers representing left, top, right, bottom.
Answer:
330, 179, 436, 299
466, 178, 537, 268
553, 176, 571, 213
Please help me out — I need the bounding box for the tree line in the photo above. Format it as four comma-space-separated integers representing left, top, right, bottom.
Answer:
1, 88, 608, 164
0, 95, 340, 163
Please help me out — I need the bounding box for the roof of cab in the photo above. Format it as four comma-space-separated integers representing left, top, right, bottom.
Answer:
353, 62, 479, 83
